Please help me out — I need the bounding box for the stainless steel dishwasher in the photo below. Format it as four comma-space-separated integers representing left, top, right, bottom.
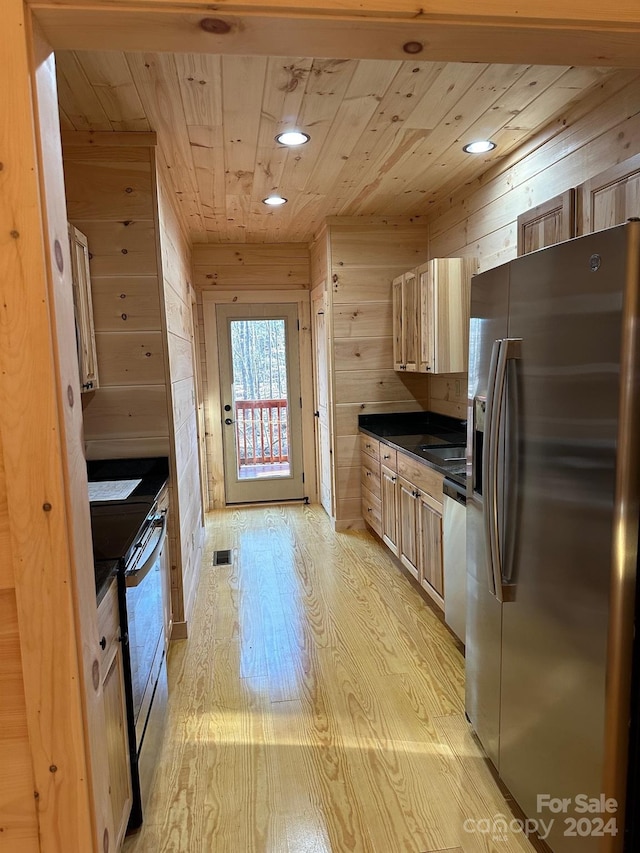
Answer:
443, 477, 467, 644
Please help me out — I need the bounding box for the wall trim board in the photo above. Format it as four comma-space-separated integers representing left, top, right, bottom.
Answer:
201, 288, 316, 509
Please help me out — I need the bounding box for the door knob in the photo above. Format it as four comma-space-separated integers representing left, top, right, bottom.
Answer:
224, 418, 233, 426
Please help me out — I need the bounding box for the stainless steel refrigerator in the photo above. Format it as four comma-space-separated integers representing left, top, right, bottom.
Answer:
466, 221, 640, 853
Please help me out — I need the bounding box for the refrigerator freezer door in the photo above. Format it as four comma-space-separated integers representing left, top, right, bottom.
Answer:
499, 227, 629, 852
466, 263, 510, 767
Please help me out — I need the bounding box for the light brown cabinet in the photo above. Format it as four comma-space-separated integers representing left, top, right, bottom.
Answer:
381, 463, 399, 557
418, 492, 443, 599
516, 190, 576, 255
417, 258, 478, 374
396, 465, 444, 605
362, 433, 445, 610
361, 436, 382, 537
577, 153, 640, 235
68, 223, 99, 392
392, 270, 419, 372
393, 258, 477, 375
97, 579, 132, 852
398, 476, 420, 580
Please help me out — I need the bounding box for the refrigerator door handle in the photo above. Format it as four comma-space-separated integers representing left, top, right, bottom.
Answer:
490, 337, 522, 601
482, 339, 502, 597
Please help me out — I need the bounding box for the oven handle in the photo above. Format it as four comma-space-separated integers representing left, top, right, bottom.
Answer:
125, 512, 167, 588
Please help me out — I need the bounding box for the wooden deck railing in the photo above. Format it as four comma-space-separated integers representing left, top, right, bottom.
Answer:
235, 399, 289, 466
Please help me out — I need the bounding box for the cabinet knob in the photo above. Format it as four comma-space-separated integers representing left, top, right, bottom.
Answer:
99, 636, 106, 650
367, 507, 372, 513
392, 476, 397, 483
366, 471, 371, 477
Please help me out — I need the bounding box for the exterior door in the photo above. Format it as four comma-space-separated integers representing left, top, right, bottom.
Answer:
217, 303, 304, 504
311, 287, 333, 517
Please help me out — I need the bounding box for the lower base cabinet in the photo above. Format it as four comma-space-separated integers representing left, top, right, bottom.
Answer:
381, 464, 399, 556
418, 493, 444, 600
363, 435, 445, 611
398, 476, 420, 579
98, 580, 132, 851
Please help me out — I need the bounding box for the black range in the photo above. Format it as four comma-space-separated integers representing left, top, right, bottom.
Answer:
88, 456, 169, 600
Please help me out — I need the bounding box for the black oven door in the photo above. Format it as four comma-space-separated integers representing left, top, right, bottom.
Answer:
125, 512, 167, 735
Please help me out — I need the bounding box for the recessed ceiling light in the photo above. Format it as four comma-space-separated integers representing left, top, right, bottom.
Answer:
275, 131, 310, 146
262, 195, 288, 206
463, 140, 497, 154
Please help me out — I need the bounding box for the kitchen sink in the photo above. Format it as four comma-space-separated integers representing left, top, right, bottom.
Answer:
418, 444, 467, 462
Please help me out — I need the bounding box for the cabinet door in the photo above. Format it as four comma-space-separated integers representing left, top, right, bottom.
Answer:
392, 276, 404, 370
431, 257, 477, 374
102, 642, 132, 851
517, 190, 576, 255
577, 153, 640, 235
419, 493, 444, 601
417, 262, 434, 373
381, 464, 399, 557
398, 476, 419, 579
402, 270, 419, 372
68, 223, 99, 392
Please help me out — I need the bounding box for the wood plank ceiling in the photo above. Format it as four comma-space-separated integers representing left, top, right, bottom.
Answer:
56, 52, 615, 243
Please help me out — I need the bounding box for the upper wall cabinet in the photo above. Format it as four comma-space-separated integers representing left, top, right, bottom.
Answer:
416, 258, 478, 375
577, 153, 640, 235
68, 223, 99, 392
516, 190, 576, 256
393, 270, 419, 372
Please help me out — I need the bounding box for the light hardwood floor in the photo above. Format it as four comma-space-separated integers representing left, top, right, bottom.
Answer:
124, 504, 535, 853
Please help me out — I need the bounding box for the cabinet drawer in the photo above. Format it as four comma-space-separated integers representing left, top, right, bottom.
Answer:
397, 453, 444, 506
379, 445, 397, 471
360, 434, 380, 462
362, 485, 382, 535
361, 452, 381, 497
97, 577, 120, 661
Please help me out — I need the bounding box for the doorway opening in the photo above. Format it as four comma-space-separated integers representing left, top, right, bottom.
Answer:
216, 303, 304, 504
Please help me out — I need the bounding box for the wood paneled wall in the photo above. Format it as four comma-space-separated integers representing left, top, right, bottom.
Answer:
317, 216, 431, 529
63, 133, 204, 633
62, 136, 171, 460
192, 243, 311, 507
425, 71, 640, 418
155, 165, 205, 634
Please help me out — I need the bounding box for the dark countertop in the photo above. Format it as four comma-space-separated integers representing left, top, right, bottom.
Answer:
87, 456, 169, 506
358, 411, 467, 488
88, 456, 169, 602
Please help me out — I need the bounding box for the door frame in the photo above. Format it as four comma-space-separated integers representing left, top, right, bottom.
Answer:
202, 289, 316, 508
310, 281, 335, 518
216, 302, 305, 504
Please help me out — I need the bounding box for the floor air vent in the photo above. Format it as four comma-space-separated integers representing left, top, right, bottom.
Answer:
212, 549, 232, 566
